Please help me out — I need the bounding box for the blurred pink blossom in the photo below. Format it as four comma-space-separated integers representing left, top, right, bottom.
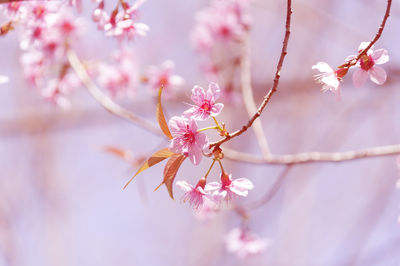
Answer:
351, 42, 389, 87
184, 82, 224, 121
169, 116, 209, 165
146, 60, 184, 96
225, 228, 270, 258
0, 75, 9, 84
96, 48, 138, 98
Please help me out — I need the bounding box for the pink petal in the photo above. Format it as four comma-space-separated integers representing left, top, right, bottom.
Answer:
207, 82, 220, 100
188, 145, 202, 165
372, 49, 389, 65
176, 180, 193, 192
312, 62, 333, 74
210, 103, 224, 117
369, 66, 387, 85
191, 86, 206, 105
352, 69, 368, 88
195, 131, 209, 150
205, 182, 222, 192
189, 117, 198, 132
233, 178, 254, 191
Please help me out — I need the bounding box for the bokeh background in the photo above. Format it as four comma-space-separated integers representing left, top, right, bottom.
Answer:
0, 0, 400, 265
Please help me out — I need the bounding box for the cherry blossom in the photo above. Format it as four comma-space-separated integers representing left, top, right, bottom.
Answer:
146, 60, 184, 96
96, 0, 149, 41
351, 42, 389, 88
191, 0, 251, 52
225, 227, 270, 258
0, 75, 9, 84
205, 172, 253, 202
96, 47, 138, 98
183, 82, 224, 121
312, 62, 347, 98
176, 178, 209, 209
169, 116, 209, 165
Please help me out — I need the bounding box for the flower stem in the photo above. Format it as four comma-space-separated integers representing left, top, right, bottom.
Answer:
217, 159, 225, 173
204, 160, 216, 179
198, 126, 219, 132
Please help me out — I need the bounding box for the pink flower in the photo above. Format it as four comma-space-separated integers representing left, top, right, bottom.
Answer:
225, 227, 270, 258
191, 0, 250, 52
312, 62, 346, 98
169, 116, 208, 165
183, 82, 224, 121
0, 75, 9, 84
176, 179, 208, 209
205, 172, 253, 202
146, 60, 184, 96
96, 48, 138, 98
351, 42, 389, 88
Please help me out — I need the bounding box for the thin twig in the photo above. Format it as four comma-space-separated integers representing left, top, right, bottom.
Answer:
240, 34, 271, 158
210, 0, 292, 149
245, 164, 293, 209
223, 144, 400, 165
340, 0, 392, 69
67, 50, 162, 136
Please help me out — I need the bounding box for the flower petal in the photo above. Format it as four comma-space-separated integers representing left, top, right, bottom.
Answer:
176, 180, 193, 192
369, 66, 387, 85
352, 69, 368, 88
372, 49, 389, 65
312, 62, 333, 73
210, 103, 224, 117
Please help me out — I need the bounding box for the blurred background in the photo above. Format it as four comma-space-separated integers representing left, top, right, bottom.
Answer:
0, 0, 400, 265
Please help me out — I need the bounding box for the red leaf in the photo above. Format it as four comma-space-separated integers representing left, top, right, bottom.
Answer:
124, 148, 174, 189
154, 154, 186, 199
156, 86, 173, 139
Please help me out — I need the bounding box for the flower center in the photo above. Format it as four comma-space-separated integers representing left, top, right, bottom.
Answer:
200, 101, 211, 111
360, 55, 375, 71
158, 75, 169, 87
183, 126, 195, 144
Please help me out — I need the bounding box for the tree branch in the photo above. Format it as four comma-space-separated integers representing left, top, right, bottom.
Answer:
210, 0, 292, 149
67, 50, 162, 136
223, 144, 400, 165
240, 34, 271, 158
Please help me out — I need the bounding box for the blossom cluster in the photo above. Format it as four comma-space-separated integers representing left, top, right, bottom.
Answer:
91, 0, 149, 41
313, 42, 389, 98
1, 1, 84, 108
169, 82, 253, 208
191, 0, 251, 103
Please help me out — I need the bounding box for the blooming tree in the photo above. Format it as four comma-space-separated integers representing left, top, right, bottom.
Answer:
0, 0, 399, 262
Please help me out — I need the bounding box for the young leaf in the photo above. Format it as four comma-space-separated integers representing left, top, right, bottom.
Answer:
124, 147, 174, 189
156, 86, 173, 139
154, 154, 186, 199
103, 146, 134, 162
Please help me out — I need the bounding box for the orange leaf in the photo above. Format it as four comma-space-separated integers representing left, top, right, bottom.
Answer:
154, 154, 186, 199
124, 148, 174, 189
103, 146, 134, 162
156, 86, 173, 139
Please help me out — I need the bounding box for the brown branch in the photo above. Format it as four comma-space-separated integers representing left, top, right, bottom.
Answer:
356, 0, 392, 59
67, 50, 162, 136
340, 0, 392, 69
240, 34, 271, 158
210, 0, 292, 149
223, 144, 400, 165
